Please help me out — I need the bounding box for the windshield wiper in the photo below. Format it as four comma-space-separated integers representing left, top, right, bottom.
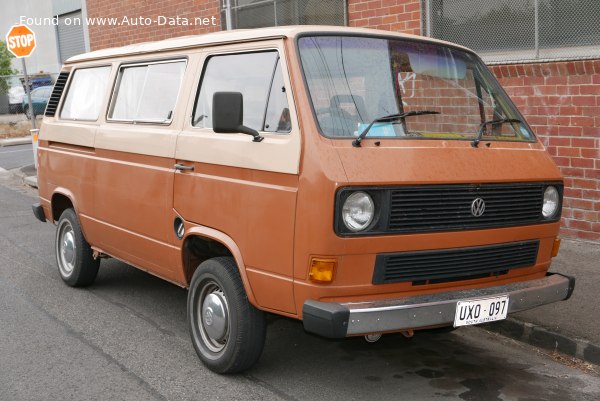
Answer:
352, 110, 440, 147
471, 118, 522, 148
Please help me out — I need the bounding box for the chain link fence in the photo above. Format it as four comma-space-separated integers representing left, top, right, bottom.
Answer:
0, 73, 57, 131
424, 0, 600, 64
221, 0, 347, 30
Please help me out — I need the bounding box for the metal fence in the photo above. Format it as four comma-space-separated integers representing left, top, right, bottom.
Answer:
221, 0, 347, 30
0, 73, 58, 120
423, 0, 600, 64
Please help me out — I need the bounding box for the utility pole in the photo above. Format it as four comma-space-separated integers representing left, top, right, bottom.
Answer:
22, 58, 36, 130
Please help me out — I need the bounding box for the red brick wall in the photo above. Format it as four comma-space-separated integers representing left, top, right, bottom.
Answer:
489, 62, 600, 242
348, 0, 421, 34
87, 0, 221, 50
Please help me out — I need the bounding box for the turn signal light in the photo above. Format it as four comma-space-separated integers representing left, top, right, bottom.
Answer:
309, 258, 336, 283
551, 238, 561, 257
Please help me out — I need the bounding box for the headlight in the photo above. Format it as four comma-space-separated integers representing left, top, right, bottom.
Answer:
342, 191, 375, 232
542, 186, 559, 218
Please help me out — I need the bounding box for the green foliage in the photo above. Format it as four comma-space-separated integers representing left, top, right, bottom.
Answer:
0, 40, 18, 95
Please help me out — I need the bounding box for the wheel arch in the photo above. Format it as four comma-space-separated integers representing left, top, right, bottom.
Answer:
50, 189, 77, 223
182, 226, 258, 308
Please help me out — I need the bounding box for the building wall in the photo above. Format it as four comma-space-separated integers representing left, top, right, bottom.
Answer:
85, 0, 600, 242
86, 0, 220, 50
1, 0, 61, 74
348, 0, 421, 34
489, 61, 600, 242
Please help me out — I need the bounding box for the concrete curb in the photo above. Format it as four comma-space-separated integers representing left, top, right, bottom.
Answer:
24, 175, 38, 188
481, 317, 600, 366
0, 137, 32, 147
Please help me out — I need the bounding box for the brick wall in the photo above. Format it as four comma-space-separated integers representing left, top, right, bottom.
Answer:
348, 0, 421, 34
86, 0, 220, 50
489, 62, 600, 242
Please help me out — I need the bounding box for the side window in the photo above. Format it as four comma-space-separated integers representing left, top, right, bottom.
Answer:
109, 60, 185, 122
193, 51, 291, 133
61, 66, 111, 120
264, 61, 291, 133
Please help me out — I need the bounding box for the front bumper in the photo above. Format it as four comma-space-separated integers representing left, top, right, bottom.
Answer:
302, 273, 575, 338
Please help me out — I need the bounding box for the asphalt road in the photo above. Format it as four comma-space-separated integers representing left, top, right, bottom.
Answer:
0, 169, 599, 400
0, 143, 33, 170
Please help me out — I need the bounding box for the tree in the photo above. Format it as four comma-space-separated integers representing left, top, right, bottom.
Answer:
0, 40, 18, 95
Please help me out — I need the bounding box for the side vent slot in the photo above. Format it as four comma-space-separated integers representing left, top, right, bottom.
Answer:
45, 72, 70, 117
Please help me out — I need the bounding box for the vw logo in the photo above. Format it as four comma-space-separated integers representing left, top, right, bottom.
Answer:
471, 198, 486, 217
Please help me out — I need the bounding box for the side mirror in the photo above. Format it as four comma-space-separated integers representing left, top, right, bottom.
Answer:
212, 92, 264, 142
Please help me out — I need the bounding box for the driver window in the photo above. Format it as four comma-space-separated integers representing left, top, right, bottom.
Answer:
193, 51, 291, 133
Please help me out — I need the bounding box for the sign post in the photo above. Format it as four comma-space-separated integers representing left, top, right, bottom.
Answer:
5, 25, 37, 129
5, 25, 38, 169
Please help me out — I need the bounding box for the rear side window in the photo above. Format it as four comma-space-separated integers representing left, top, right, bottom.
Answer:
193, 51, 291, 133
109, 60, 186, 123
61, 66, 111, 121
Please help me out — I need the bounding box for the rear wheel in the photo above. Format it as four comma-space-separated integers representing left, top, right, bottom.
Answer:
24, 105, 31, 120
55, 208, 99, 286
188, 257, 266, 373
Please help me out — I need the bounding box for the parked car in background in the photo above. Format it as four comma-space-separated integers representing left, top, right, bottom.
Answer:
23, 85, 53, 119
8, 82, 25, 114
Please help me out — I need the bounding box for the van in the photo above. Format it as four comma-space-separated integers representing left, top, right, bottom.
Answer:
33, 26, 574, 373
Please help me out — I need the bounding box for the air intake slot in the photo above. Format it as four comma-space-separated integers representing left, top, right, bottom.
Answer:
373, 240, 539, 285
45, 72, 70, 117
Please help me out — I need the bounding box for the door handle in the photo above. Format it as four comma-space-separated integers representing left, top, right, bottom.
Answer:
174, 163, 194, 171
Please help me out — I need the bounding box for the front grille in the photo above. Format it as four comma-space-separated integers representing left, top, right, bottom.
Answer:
372, 240, 539, 285
389, 183, 551, 233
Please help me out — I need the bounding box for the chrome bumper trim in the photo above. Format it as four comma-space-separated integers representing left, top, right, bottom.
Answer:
302, 273, 574, 338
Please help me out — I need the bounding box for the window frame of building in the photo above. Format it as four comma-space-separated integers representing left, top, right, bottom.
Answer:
221, 0, 348, 30
423, 0, 600, 64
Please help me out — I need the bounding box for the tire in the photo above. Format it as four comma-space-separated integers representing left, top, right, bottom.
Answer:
55, 208, 100, 286
24, 106, 31, 120
188, 256, 266, 373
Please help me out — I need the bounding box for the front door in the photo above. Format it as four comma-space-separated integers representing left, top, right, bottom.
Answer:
173, 42, 301, 313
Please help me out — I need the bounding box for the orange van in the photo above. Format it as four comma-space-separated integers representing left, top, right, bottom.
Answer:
33, 26, 574, 373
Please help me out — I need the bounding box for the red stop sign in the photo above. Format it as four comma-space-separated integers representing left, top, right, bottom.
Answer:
5, 25, 36, 58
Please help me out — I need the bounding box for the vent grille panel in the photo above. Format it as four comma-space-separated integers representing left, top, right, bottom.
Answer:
373, 240, 539, 285
45, 72, 70, 117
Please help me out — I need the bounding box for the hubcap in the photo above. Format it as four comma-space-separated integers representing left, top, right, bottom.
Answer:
57, 221, 76, 277
197, 282, 229, 353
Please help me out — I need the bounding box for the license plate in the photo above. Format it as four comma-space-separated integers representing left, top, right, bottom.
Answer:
454, 295, 509, 327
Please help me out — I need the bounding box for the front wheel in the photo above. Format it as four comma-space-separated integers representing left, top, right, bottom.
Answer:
188, 257, 266, 373
55, 208, 99, 286
24, 106, 32, 120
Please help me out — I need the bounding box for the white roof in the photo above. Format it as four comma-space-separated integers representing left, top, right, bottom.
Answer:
66, 25, 472, 64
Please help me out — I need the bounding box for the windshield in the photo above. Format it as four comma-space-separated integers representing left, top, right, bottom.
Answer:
298, 35, 534, 142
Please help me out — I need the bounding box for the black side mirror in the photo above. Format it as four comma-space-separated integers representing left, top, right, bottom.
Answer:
212, 92, 264, 142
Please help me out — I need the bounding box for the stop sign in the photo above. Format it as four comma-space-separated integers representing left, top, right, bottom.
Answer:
5, 25, 36, 58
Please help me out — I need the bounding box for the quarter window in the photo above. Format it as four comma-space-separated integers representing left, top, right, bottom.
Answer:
61, 66, 111, 120
109, 60, 186, 122
193, 51, 291, 133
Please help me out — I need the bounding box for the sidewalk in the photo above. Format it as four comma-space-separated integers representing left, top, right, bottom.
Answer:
483, 238, 600, 365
